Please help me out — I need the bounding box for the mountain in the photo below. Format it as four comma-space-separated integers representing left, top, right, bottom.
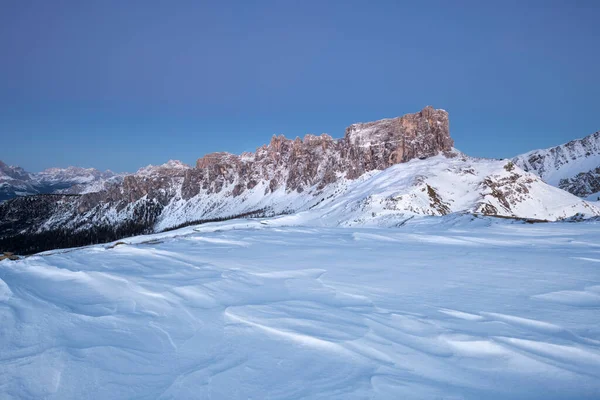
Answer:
0, 161, 38, 201
36, 166, 120, 190
1, 106, 598, 255
513, 131, 600, 200
280, 153, 600, 227
0, 162, 123, 201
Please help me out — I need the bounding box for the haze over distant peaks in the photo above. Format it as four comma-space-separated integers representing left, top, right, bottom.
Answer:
0, 161, 123, 201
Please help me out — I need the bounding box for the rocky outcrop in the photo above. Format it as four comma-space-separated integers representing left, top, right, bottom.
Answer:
0, 252, 19, 261
559, 167, 600, 199
342, 106, 452, 179
180, 106, 452, 198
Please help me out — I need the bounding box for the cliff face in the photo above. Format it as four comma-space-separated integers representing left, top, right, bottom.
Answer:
342, 105, 452, 178
179, 106, 452, 200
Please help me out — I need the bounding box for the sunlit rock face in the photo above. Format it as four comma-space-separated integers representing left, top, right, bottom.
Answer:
181, 105, 452, 198
341, 105, 452, 179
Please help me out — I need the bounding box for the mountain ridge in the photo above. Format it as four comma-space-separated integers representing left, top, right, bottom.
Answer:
513, 130, 600, 199
1, 106, 599, 254
0, 161, 123, 201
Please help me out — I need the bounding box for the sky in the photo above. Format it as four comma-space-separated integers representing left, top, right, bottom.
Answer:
1, 0, 599, 172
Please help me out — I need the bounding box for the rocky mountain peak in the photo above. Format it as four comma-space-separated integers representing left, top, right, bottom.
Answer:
341, 106, 452, 178
196, 153, 239, 169
0, 160, 31, 181
189, 106, 453, 191
36, 166, 118, 185
136, 160, 191, 177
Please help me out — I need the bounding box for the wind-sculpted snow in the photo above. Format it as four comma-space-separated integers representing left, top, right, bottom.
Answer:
1, 219, 600, 399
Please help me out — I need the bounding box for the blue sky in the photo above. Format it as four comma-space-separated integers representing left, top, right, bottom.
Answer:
1, 0, 599, 172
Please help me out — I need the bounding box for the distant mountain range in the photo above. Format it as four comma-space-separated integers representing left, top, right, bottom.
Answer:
0, 162, 123, 201
1, 106, 599, 254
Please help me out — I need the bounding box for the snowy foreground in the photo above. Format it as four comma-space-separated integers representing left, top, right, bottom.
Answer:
1, 217, 600, 399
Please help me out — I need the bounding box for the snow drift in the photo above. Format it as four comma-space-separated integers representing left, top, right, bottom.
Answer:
1, 219, 599, 399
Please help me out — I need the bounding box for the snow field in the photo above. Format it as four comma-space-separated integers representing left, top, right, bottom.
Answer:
1, 218, 600, 399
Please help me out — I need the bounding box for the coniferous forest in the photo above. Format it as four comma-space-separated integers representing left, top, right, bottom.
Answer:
0, 208, 271, 255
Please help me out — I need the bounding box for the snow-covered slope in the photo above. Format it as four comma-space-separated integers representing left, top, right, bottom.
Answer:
154, 152, 600, 230
294, 153, 600, 226
1, 220, 599, 399
513, 131, 600, 197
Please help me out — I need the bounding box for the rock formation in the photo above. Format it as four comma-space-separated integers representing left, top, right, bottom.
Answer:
559, 167, 600, 199
180, 106, 452, 199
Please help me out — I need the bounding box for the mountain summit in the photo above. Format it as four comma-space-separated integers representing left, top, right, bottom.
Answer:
186, 106, 453, 198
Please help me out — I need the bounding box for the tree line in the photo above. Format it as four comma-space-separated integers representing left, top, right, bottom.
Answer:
0, 221, 151, 255
0, 207, 274, 255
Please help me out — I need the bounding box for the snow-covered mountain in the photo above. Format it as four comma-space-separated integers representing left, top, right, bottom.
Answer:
36, 166, 120, 188
0, 161, 31, 182
0, 160, 38, 200
513, 131, 600, 200
147, 152, 599, 233
0, 162, 123, 201
284, 153, 600, 227
135, 159, 192, 177
1, 106, 599, 255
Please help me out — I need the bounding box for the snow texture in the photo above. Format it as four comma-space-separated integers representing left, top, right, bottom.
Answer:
1, 217, 600, 399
